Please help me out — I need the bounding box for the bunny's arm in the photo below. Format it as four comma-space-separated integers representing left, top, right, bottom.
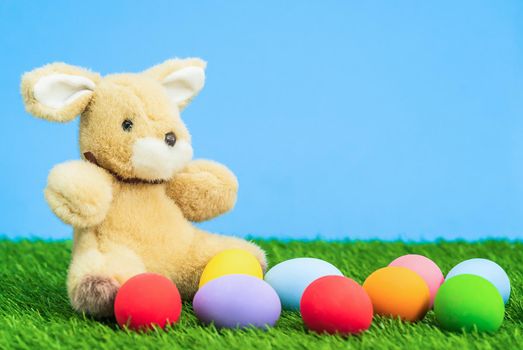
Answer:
44, 160, 114, 228
165, 160, 238, 222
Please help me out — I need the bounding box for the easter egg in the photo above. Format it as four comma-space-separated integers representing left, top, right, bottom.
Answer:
193, 274, 281, 329
446, 258, 510, 304
300, 276, 373, 335
264, 258, 343, 310
389, 254, 444, 307
199, 249, 263, 288
363, 266, 430, 322
434, 274, 504, 332
114, 273, 182, 331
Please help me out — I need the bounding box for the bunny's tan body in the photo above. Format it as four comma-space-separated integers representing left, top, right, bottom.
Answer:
21, 59, 265, 317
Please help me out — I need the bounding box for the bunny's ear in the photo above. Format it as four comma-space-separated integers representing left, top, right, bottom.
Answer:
21, 63, 100, 122
143, 58, 206, 110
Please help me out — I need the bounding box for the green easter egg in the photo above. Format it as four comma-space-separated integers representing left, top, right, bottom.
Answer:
434, 274, 504, 332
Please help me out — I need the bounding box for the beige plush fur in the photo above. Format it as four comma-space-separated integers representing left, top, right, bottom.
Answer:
21, 58, 266, 318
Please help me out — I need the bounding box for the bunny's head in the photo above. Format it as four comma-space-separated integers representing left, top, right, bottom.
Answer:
21, 58, 206, 182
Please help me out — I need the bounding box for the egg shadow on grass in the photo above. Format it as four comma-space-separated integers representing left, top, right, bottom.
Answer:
276, 310, 307, 332
369, 311, 440, 332
278, 310, 375, 339
186, 310, 304, 335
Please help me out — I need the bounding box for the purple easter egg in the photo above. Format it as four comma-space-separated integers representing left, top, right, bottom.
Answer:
193, 274, 281, 329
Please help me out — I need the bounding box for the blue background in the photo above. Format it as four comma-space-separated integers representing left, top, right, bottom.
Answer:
1, 1, 522, 240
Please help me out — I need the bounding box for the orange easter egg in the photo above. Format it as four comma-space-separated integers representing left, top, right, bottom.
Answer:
362, 266, 430, 322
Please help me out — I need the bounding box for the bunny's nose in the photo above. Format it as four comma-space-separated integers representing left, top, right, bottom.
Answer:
165, 132, 177, 147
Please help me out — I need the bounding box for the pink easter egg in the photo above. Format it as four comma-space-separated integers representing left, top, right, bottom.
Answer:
389, 254, 444, 307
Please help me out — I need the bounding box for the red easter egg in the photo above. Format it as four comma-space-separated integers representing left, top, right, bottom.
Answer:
300, 275, 373, 335
114, 273, 182, 331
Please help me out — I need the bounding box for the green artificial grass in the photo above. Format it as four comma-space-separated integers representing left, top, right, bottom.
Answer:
0, 239, 522, 350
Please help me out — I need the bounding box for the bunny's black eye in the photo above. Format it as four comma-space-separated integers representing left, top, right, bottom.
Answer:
122, 119, 133, 132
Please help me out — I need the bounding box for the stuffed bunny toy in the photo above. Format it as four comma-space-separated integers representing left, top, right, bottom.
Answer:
21, 58, 266, 317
